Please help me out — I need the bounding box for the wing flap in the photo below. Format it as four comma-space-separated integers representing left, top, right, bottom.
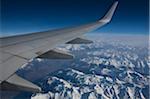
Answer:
37, 49, 74, 59
1, 74, 41, 92
66, 37, 93, 44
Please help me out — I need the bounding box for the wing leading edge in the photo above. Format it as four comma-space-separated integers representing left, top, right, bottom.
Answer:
0, 1, 118, 92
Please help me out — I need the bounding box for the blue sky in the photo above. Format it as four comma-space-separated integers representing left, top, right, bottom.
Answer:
1, 0, 149, 36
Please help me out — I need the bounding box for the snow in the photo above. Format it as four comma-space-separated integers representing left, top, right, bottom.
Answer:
101, 68, 111, 75
31, 93, 50, 99
47, 77, 72, 89
88, 92, 97, 99
30, 36, 149, 99
127, 87, 135, 99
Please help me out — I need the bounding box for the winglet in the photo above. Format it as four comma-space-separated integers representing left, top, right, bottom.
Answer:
99, 1, 118, 23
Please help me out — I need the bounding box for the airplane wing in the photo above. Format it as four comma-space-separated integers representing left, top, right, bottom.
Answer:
0, 1, 118, 92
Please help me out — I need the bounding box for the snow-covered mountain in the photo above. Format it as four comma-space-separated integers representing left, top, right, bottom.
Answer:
30, 35, 149, 99
31, 68, 149, 99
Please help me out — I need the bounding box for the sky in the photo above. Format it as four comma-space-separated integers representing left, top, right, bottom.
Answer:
1, 0, 149, 36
